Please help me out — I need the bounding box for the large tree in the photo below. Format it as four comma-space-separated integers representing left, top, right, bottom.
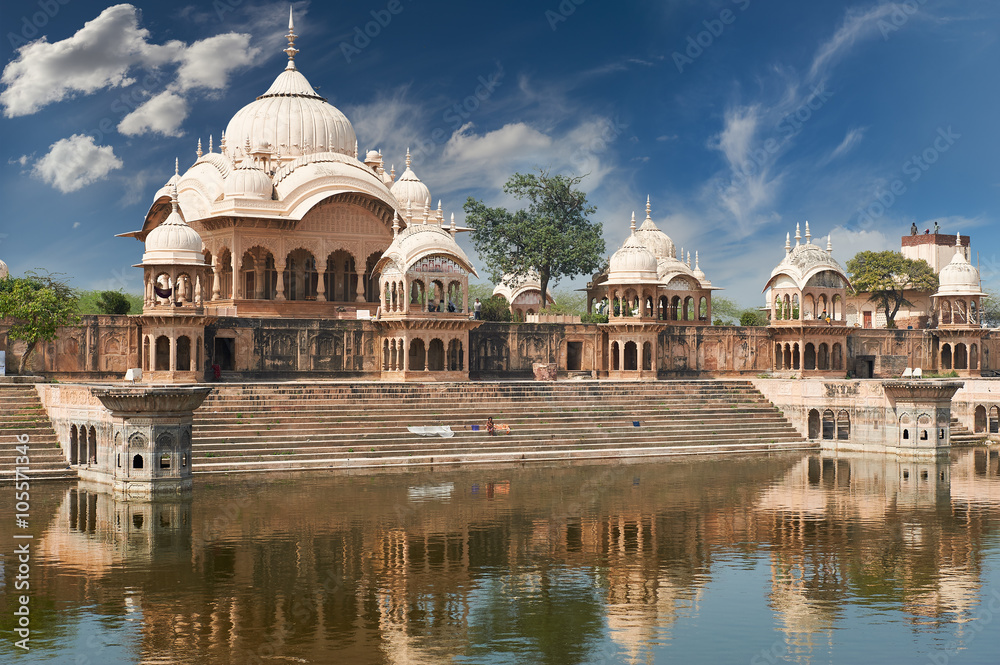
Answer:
464, 171, 605, 304
846, 251, 938, 328
0, 271, 79, 373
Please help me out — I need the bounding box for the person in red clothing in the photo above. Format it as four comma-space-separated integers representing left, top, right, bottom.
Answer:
487, 416, 495, 436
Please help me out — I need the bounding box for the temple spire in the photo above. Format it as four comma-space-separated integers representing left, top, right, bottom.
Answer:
827, 234, 832, 253
785, 232, 791, 254
630, 211, 636, 234
392, 211, 399, 237
284, 6, 299, 70
208, 134, 213, 153
645, 195, 652, 221
174, 157, 179, 177
795, 223, 801, 246
405, 147, 412, 169
804, 221, 811, 244
196, 138, 202, 159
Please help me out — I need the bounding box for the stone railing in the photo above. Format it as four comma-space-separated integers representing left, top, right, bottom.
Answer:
525, 314, 581, 324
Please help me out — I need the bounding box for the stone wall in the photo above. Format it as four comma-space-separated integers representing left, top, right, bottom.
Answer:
0, 315, 138, 380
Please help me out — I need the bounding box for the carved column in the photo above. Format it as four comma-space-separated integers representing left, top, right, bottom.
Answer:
355, 267, 366, 303
275, 262, 286, 301
254, 256, 265, 299
169, 336, 177, 372
230, 252, 238, 299
211, 258, 221, 301
317, 263, 327, 301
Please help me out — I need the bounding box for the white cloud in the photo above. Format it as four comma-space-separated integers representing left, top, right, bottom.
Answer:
711, 105, 762, 173
32, 134, 123, 193
174, 33, 259, 91
73, 222, 81, 229
808, 3, 900, 82
118, 91, 188, 137
0, 3, 258, 136
0, 4, 180, 117
828, 127, 867, 161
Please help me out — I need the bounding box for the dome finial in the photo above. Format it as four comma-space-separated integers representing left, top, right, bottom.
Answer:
630, 211, 636, 234
196, 138, 203, 158
174, 157, 179, 177
423, 197, 430, 225
390, 164, 395, 181
695, 251, 700, 270
405, 147, 411, 169
208, 134, 213, 153
645, 195, 651, 220
785, 232, 791, 254
955, 232, 962, 247
686, 251, 691, 268
170, 183, 179, 212
805, 220, 811, 243
392, 211, 400, 237
795, 223, 801, 246
284, 6, 299, 70
220, 130, 227, 153
827, 234, 832, 253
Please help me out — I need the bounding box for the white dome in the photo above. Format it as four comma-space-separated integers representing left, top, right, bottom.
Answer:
0, 258, 8, 280
389, 151, 431, 217
224, 163, 274, 200
633, 199, 675, 259
608, 233, 659, 284
764, 226, 849, 292
375, 222, 477, 278
936, 240, 984, 297
224, 66, 356, 162
143, 189, 205, 265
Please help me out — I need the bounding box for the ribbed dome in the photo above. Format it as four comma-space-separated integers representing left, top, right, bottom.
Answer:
224, 66, 356, 161
143, 189, 205, 265
608, 233, 659, 283
224, 163, 273, 200
937, 240, 983, 296
633, 199, 675, 259
376, 222, 477, 278
390, 150, 431, 217
0, 258, 8, 280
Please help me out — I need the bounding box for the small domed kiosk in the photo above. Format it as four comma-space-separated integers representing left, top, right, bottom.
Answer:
764, 223, 851, 375
374, 212, 481, 380
135, 186, 211, 383
932, 234, 986, 374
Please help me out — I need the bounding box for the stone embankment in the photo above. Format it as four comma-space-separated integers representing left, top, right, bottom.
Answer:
189, 380, 811, 474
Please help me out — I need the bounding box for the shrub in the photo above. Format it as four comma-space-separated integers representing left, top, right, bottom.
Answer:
482, 295, 512, 322
581, 312, 609, 324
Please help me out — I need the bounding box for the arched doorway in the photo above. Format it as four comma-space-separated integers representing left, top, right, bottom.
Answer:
409, 339, 426, 371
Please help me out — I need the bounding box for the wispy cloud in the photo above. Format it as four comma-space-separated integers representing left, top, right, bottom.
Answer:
32, 134, 123, 193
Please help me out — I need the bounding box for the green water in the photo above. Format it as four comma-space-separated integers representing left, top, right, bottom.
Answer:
2, 449, 1000, 664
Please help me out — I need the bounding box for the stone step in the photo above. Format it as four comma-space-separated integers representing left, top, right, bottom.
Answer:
0, 385, 73, 481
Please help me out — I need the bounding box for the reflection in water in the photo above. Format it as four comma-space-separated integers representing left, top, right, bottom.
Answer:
1, 449, 999, 664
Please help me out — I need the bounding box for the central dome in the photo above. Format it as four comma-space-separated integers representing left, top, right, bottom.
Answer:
224, 18, 356, 162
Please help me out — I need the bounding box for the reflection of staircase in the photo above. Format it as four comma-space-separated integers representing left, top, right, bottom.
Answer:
951, 417, 987, 446
0, 384, 74, 480
190, 380, 811, 474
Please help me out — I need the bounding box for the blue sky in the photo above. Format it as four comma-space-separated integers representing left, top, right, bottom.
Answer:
1, 0, 998, 306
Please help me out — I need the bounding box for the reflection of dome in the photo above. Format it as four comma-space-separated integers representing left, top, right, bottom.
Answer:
936, 235, 984, 297
224, 19, 356, 162
142, 188, 205, 265
608, 230, 659, 284
224, 163, 273, 200
390, 149, 431, 216
375, 221, 477, 277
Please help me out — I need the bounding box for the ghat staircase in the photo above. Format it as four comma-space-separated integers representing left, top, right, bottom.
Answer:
950, 416, 987, 446
0, 383, 74, 480
189, 380, 811, 474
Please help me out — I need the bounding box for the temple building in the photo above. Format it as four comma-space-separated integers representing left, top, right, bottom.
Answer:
492, 272, 555, 320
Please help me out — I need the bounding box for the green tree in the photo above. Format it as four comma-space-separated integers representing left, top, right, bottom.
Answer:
465, 171, 605, 305
96, 290, 133, 314
847, 251, 938, 329
0, 270, 80, 373
481, 295, 512, 322
981, 288, 999, 328
740, 310, 767, 326
78, 290, 142, 315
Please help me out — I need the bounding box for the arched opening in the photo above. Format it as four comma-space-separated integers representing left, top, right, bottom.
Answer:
409, 279, 426, 311
970, 344, 979, 370
836, 410, 850, 440
941, 344, 952, 370
792, 294, 800, 320
159, 452, 171, 469
683, 296, 694, 321
954, 343, 968, 370
408, 339, 426, 371
155, 336, 170, 371
808, 409, 820, 439
383, 339, 390, 370
658, 296, 669, 320
241, 247, 277, 300
783, 344, 792, 370
611, 341, 620, 371
624, 341, 638, 371
774, 343, 783, 370
217, 248, 233, 299
87, 426, 96, 464
832, 343, 843, 371
990, 406, 1000, 434
699, 296, 708, 322
142, 336, 150, 371
132, 454, 144, 469
325, 250, 357, 302
69, 425, 79, 465
176, 336, 191, 372
284, 248, 318, 301
428, 338, 445, 371
364, 251, 382, 303
447, 339, 463, 371
984, 347, 990, 369
822, 410, 835, 440
792, 343, 800, 370
642, 342, 653, 371
832, 295, 842, 321
804, 343, 816, 370
818, 343, 830, 370
974, 406, 987, 433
